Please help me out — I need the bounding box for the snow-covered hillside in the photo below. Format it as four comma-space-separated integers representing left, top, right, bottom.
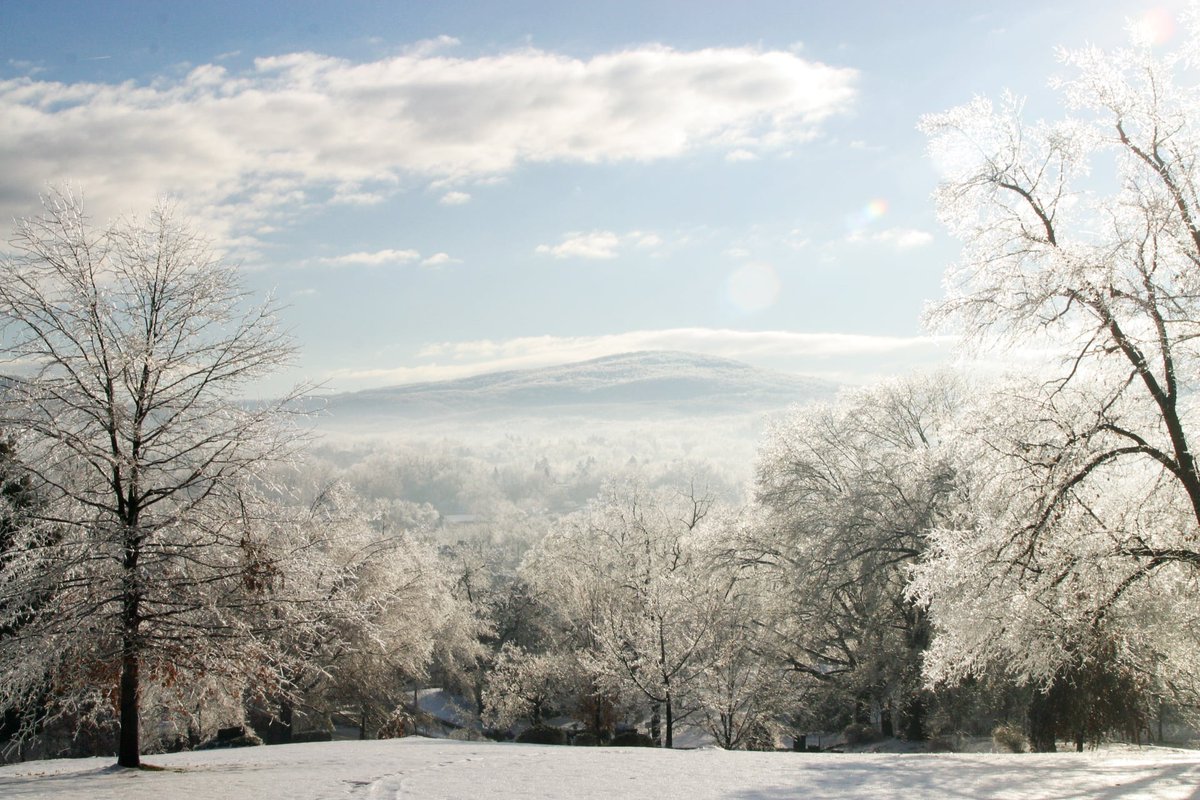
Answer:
2, 738, 1198, 800
316, 351, 838, 426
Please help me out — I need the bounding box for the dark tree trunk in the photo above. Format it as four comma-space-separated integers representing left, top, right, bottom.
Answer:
117, 529, 142, 768
277, 698, 295, 744
593, 700, 603, 741
473, 672, 485, 719
532, 699, 544, 726
650, 704, 661, 746
854, 697, 871, 724
902, 693, 927, 741
720, 712, 734, 749
664, 693, 673, 749
1028, 690, 1057, 753
117, 642, 140, 767
880, 702, 894, 738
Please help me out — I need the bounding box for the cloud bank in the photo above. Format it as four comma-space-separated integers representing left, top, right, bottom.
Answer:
0, 43, 857, 244
330, 328, 950, 387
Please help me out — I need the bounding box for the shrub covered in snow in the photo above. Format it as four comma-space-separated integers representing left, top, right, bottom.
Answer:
449, 728, 488, 742
515, 725, 566, 745
843, 723, 881, 746
377, 708, 415, 740
609, 730, 657, 747
992, 724, 1026, 754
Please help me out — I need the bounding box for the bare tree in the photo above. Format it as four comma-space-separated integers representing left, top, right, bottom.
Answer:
921, 27, 1200, 568
531, 478, 734, 748
0, 190, 307, 767
750, 372, 965, 740
914, 21, 1200, 742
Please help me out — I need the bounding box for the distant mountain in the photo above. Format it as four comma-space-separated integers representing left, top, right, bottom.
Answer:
314, 351, 838, 430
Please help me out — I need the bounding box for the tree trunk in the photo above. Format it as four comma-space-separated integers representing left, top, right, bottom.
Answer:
117, 531, 142, 768
117, 642, 141, 767
664, 692, 673, 749
278, 698, 294, 744
854, 696, 871, 724
473, 671, 485, 718
902, 693, 927, 741
1028, 690, 1057, 753
593, 698, 603, 741
650, 703, 661, 745
880, 701, 894, 738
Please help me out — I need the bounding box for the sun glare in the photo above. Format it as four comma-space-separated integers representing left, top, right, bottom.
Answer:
1130, 8, 1176, 46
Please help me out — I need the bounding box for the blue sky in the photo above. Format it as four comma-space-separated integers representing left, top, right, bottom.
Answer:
0, 0, 1186, 395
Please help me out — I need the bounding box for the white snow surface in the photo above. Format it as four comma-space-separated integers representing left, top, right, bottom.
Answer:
2, 738, 1198, 799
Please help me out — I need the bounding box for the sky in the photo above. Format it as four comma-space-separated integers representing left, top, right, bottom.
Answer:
0, 0, 1190, 396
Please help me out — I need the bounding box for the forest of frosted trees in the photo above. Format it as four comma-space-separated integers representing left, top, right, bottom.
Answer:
3, 20, 1200, 768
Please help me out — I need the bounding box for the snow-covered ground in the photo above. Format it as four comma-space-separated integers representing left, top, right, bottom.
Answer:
1, 738, 1198, 799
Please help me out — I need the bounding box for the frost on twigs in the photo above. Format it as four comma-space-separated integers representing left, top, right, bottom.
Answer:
912, 20, 1200, 732
0, 189, 314, 767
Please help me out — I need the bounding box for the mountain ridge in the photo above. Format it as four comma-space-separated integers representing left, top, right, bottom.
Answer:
316, 350, 837, 427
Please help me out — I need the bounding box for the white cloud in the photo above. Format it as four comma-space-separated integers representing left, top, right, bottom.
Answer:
420, 252, 460, 267
419, 329, 946, 362
403, 35, 462, 57
536, 231, 622, 260
0, 44, 856, 244
318, 248, 420, 267
875, 227, 934, 248
786, 231, 811, 250
329, 327, 953, 387
439, 190, 471, 205
725, 148, 758, 162
7, 59, 45, 76
846, 227, 935, 249
535, 229, 670, 260
330, 189, 388, 206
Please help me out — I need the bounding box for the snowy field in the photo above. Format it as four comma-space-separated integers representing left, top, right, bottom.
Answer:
2, 739, 1199, 799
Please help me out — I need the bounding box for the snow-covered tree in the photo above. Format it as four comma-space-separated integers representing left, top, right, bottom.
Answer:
687, 547, 795, 750
0, 432, 44, 749
914, 17, 1200, 744
909, 380, 1187, 747
268, 481, 487, 739
482, 643, 583, 731
529, 478, 736, 747
749, 372, 966, 739
0, 191, 307, 767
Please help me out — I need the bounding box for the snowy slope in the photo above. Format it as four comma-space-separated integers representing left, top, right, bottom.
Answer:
316, 351, 838, 426
2, 738, 1198, 800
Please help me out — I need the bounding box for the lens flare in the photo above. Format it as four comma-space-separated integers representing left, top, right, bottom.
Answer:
863, 198, 888, 220
845, 198, 889, 234
1131, 8, 1176, 46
